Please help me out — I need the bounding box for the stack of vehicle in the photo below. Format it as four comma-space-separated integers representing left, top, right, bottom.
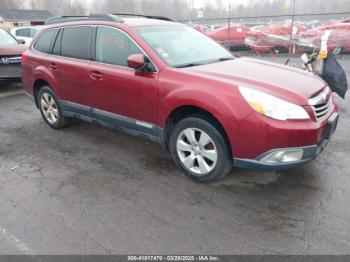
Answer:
244, 23, 307, 53
193, 18, 350, 54
297, 20, 350, 53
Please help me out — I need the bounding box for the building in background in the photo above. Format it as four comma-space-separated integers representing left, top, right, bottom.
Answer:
0, 9, 53, 31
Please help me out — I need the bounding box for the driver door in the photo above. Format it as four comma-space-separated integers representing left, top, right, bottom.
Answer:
90, 26, 158, 134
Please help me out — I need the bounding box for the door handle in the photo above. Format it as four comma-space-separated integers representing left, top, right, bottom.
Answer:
89, 71, 104, 81
49, 62, 58, 71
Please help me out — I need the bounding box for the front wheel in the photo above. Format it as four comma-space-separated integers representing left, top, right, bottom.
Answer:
169, 116, 232, 182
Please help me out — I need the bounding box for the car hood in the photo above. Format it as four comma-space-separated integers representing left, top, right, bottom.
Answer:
0, 44, 27, 56
183, 57, 327, 104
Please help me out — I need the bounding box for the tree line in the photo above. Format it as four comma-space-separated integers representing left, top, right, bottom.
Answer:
0, 0, 349, 21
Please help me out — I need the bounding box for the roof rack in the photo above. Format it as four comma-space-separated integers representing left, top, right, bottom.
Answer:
45, 13, 124, 25
113, 13, 176, 22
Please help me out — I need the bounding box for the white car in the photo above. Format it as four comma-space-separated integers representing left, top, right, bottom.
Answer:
11, 26, 42, 46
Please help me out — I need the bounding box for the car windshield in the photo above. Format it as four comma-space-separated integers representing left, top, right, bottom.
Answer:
0, 29, 18, 45
30, 28, 39, 38
134, 25, 233, 68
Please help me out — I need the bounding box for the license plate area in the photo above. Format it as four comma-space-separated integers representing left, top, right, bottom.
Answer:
323, 113, 339, 140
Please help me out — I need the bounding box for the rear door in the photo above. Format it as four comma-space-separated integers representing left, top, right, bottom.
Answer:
47, 26, 94, 115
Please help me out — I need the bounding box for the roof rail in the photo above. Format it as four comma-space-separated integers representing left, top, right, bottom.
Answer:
45, 13, 124, 25
113, 13, 176, 22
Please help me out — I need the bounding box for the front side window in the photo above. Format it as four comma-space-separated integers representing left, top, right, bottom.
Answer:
95, 26, 142, 67
134, 25, 233, 68
0, 29, 18, 45
33, 29, 58, 53
61, 27, 93, 60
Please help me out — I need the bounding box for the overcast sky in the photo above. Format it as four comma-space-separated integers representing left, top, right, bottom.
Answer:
192, 0, 249, 9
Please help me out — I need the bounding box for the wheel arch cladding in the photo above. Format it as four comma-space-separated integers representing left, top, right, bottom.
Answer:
163, 105, 233, 156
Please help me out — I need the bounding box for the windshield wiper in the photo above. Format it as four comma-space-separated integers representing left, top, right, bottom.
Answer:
208, 57, 234, 64
174, 62, 205, 68
174, 57, 234, 68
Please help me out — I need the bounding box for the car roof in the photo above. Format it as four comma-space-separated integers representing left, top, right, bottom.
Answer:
42, 17, 178, 30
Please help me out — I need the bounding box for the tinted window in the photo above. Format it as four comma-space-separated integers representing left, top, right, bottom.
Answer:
61, 27, 93, 60
52, 29, 62, 56
16, 28, 31, 37
33, 29, 58, 54
96, 27, 142, 67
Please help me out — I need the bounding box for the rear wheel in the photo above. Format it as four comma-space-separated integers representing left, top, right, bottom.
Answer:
37, 86, 71, 129
169, 115, 232, 182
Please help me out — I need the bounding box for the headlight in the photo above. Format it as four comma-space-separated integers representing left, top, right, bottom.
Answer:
239, 86, 310, 121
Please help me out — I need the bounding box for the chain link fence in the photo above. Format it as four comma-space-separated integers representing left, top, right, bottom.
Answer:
179, 11, 350, 59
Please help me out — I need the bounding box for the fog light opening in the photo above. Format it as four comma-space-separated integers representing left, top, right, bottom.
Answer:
261, 149, 304, 164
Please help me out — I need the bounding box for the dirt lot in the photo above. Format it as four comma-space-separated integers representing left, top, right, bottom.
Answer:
0, 56, 349, 255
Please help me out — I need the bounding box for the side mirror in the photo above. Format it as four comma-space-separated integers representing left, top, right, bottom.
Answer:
127, 54, 146, 71
18, 39, 26, 45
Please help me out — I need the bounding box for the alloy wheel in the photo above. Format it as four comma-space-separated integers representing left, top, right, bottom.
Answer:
176, 128, 218, 175
40, 93, 59, 125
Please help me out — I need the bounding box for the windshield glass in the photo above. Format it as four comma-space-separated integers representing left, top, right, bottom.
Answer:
0, 29, 18, 45
134, 25, 233, 68
30, 28, 39, 38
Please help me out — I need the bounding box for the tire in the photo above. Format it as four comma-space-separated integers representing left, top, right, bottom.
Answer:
169, 115, 233, 182
37, 86, 71, 129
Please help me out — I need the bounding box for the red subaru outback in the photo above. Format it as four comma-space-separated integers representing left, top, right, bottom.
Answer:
22, 14, 339, 182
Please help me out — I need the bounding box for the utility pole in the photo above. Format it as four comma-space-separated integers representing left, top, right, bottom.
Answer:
227, 3, 231, 50
288, 0, 296, 54
191, 0, 194, 19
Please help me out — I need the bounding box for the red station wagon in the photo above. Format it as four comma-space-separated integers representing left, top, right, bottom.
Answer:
22, 14, 339, 182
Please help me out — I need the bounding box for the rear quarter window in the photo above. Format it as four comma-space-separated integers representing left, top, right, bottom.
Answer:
33, 29, 58, 54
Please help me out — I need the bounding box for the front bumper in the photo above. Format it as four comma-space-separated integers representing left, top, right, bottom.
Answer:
0, 64, 22, 83
234, 140, 328, 171
0, 77, 21, 84
233, 112, 339, 171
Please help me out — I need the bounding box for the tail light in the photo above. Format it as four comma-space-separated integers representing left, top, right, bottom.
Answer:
21, 54, 28, 64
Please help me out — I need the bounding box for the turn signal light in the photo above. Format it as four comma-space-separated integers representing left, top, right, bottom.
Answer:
21, 54, 28, 64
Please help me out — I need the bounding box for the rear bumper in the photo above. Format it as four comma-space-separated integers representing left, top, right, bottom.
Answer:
233, 139, 328, 171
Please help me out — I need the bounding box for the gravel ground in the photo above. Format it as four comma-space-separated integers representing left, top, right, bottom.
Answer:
0, 56, 349, 255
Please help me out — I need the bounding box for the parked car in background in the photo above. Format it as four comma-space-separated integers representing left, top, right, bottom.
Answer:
206, 24, 251, 51
22, 14, 339, 182
11, 26, 41, 46
0, 28, 26, 84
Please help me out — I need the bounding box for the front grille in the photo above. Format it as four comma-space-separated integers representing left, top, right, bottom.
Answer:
0, 56, 21, 65
0, 64, 22, 78
312, 96, 333, 121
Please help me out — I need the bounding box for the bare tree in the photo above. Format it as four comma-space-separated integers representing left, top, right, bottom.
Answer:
29, 0, 87, 15
0, 0, 25, 9
89, 0, 189, 20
